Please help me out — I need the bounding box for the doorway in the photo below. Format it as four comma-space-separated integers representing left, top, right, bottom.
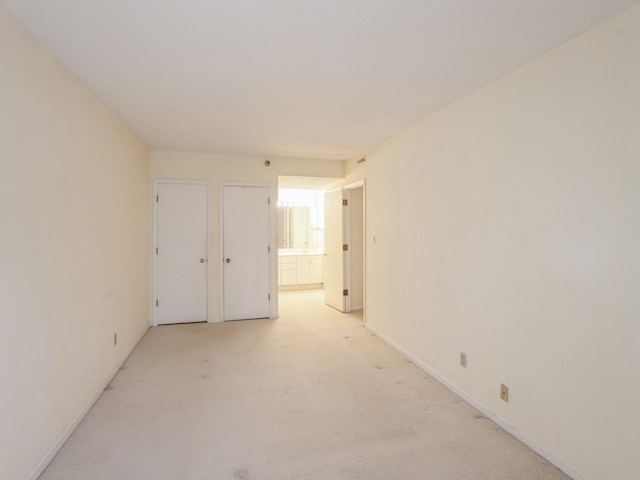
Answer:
277, 176, 365, 322
221, 184, 271, 321
348, 185, 364, 311
153, 181, 209, 325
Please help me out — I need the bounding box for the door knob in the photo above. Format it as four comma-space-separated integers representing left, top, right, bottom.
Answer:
225, 258, 231, 263
200, 258, 205, 263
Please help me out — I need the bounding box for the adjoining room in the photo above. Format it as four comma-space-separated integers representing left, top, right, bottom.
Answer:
277, 176, 365, 317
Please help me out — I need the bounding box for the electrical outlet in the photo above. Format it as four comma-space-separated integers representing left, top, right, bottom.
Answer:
460, 352, 467, 368
500, 383, 509, 402
114, 333, 117, 346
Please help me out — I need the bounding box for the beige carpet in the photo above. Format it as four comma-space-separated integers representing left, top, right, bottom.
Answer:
39, 290, 568, 480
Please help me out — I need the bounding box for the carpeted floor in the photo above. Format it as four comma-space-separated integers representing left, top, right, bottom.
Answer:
39, 290, 568, 480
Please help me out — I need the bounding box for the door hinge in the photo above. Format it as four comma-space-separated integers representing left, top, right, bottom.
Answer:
268, 294, 271, 300
268, 198, 271, 205
342, 199, 348, 206
268, 245, 271, 253
342, 244, 348, 251
156, 195, 159, 202
343, 289, 349, 296
155, 247, 158, 255
156, 299, 158, 307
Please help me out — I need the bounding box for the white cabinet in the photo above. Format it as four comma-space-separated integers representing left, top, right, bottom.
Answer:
278, 254, 323, 286
309, 255, 323, 284
279, 256, 297, 285
296, 256, 310, 284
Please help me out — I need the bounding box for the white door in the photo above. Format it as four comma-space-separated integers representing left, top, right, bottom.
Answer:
155, 182, 208, 325
222, 185, 271, 321
324, 188, 350, 312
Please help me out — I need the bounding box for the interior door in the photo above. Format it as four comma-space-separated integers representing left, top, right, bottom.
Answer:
324, 188, 350, 312
156, 182, 208, 325
222, 185, 271, 321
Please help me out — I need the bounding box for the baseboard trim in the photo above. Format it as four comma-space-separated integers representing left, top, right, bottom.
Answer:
25, 327, 150, 480
278, 284, 323, 291
363, 323, 589, 480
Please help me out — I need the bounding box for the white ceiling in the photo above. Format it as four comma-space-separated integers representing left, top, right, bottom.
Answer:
2, 0, 636, 160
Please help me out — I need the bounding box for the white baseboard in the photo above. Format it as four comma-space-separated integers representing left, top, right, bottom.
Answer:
278, 284, 323, 291
363, 323, 589, 480
26, 327, 150, 480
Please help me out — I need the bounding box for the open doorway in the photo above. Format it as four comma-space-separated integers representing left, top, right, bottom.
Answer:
277, 176, 365, 323
348, 184, 364, 312
276, 176, 336, 292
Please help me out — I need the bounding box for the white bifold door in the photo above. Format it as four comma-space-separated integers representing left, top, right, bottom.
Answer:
222, 185, 271, 321
155, 182, 209, 325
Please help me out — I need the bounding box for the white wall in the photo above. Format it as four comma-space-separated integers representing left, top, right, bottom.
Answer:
150, 150, 344, 321
0, 8, 150, 480
343, 4, 640, 479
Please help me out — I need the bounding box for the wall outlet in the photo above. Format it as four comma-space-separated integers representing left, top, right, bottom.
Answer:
114, 333, 117, 346
460, 352, 467, 368
500, 383, 509, 402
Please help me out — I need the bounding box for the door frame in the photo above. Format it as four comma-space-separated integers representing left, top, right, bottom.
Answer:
152, 179, 210, 327
219, 182, 274, 322
343, 180, 366, 325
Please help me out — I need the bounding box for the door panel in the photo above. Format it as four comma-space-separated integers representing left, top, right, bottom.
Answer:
156, 183, 208, 325
324, 189, 349, 312
223, 185, 270, 321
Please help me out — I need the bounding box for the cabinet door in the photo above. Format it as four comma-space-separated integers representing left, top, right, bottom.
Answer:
309, 255, 323, 284
280, 256, 297, 285
282, 270, 296, 285
296, 256, 310, 284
